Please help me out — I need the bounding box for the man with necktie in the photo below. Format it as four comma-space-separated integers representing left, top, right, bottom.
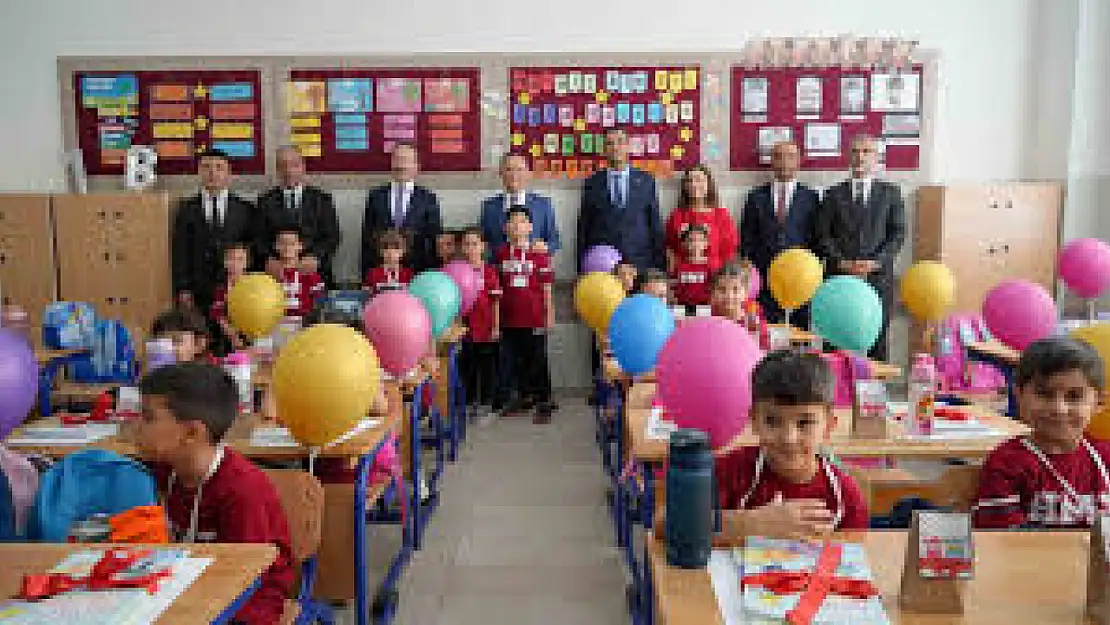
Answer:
815, 135, 906, 360
171, 149, 257, 315
361, 143, 442, 276
480, 153, 561, 256
739, 140, 821, 326
257, 146, 341, 281
576, 129, 664, 272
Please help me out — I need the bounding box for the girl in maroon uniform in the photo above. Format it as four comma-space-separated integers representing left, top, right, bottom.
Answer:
363, 228, 414, 295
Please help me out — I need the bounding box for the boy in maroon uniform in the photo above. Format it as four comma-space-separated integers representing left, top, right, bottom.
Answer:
459, 227, 503, 422
975, 337, 1110, 528
496, 207, 555, 423
671, 224, 716, 310
136, 364, 294, 624
210, 241, 249, 353
272, 226, 325, 318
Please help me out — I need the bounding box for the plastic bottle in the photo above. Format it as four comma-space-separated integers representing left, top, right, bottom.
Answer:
906, 353, 938, 435
223, 351, 254, 414
144, 338, 177, 373
665, 428, 714, 568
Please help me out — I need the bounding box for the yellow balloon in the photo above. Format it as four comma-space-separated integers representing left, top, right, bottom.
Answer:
900, 261, 956, 323
574, 272, 625, 333
1071, 324, 1110, 440
227, 273, 286, 339
768, 248, 823, 310
273, 323, 381, 447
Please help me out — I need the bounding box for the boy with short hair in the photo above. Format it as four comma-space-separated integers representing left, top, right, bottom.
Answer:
136, 363, 293, 624
974, 337, 1110, 528
614, 262, 639, 295
151, 308, 214, 364
638, 268, 671, 302
459, 227, 503, 422
496, 207, 555, 423
436, 229, 458, 267
272, 225, 325, 318
711, 262, 768, 345
210, 241, 250, 352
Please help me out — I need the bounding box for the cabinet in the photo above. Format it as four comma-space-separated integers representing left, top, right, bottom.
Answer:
0, 194, 57, 343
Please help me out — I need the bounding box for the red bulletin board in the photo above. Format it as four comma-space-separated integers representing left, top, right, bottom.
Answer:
730, 65, 923, 171
286, 68, 481, 172
509, 66, 701, 179
73, 70, 265, 175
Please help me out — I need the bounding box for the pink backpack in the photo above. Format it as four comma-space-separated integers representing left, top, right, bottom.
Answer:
0, 446, 40, 536
370, 432, 405, 520
820, 351, 874, 409
935, 313, 1006, 392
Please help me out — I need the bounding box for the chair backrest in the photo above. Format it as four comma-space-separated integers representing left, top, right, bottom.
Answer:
68, 319, 137, 383
937, 464, 982, 512
263, 469, 325, 563
42, 301, 97, 350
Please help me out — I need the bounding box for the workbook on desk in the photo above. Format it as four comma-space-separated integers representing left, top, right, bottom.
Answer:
5, 423, 119, 446
249, 417, 383, 447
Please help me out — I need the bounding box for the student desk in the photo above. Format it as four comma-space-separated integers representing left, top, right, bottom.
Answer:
648, 530, 1091, 625
966, 340, 1021, 417
0, 542, 277, 624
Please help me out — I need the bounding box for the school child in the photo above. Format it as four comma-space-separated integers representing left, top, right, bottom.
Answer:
436, 229, 458, 267
363, 228, 414, 294
459, 227, 503, 422
710, 262, 768, 345
272, 225, 325, 318
671, 224, 716, 310
637, 268, 671, 302
974, 337, 1110, 528
496, 208, 555, 423
136, 363, 293, 624
151, 308, 215, 365
209, 241, 250, 353
614, 262, 639, 295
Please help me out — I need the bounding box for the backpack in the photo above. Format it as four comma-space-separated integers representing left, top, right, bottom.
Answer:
42, 302, 97, 350
820, 351, 874, 409
0, 445, 40, 536
935, 313, 1005, 393
67, 319, 138, 383
27, 449, 158, 541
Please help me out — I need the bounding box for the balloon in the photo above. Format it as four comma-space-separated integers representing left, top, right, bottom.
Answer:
574, 272, 625, 333
1059, 238, 1110, 299
442, 260, 481, 315
363, 291, 432, 376
227, 273, 286, 338
0, 329, 37, 438
656, 318, 762, 448
582, 245, 622, 274
274, 324, 380, 447
810, 276, 884, 353
609, 295, 675, 376
900, 261, 956, 323
1071, 324, 1110, 440
408, 271, 461, 339
768, 248, 823, 310
982, 280, 1057, 350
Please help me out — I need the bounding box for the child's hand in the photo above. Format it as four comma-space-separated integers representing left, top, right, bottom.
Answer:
491, 327, 501, 340
265, 257, 283, 279
546, 310, 555, 329
300, 254, 320, 274
531, 239, 549, 254
749, 493, 834, 538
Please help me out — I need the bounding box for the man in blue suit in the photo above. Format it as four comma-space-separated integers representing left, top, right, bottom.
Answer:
576, 129, 664, 271
739, 140, 821, 327
480, 154, 561, 256
361, 143, 443, 276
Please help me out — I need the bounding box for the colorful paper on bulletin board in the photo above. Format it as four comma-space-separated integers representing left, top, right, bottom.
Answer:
73, 69, 265, 175
509, 65, 702, 179
286, 68, 480, 172
729, 64, 922, 171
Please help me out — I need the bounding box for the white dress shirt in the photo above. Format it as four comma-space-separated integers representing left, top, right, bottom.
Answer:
503, 191, 527, 211
202, 189, 228, 227
773, 179, 798, 218
390, 181, 415, 224
850, 177, 873, 205
283, 184, 304, 213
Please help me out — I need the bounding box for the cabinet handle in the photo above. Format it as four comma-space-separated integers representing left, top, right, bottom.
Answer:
1002, 244, 1010, 253
120, 296, 130, 305
1005, 200, 1013, 210
114, 211, 123, 219
106, 297, 116, 304
989, 200, 999, 210
97, 210, 106, 219
103, 252, 111, 262
986, 246, 996, 255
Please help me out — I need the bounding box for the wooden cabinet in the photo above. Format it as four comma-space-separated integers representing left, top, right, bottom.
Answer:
0, 194, 57, 343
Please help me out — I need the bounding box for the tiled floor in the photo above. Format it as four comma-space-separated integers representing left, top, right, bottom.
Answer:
346, 401, 630, 624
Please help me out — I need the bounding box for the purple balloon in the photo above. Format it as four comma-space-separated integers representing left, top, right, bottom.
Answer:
982, 280, 1057, 351
0, 329, 37, 438
582, 245, 622, 274
442, 260, 481, 315
1059, 238, 1110, 299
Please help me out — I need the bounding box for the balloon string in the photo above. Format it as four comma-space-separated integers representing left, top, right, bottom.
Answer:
308, 447, 319, 475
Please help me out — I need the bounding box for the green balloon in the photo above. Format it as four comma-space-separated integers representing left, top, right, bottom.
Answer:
408, 271, 461, 339
810, 275, 883, 353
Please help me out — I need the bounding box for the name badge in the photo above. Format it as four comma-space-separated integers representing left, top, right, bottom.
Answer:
511, 275, 529, 288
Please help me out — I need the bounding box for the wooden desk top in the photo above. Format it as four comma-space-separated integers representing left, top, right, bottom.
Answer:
650, 530, 1091, 625
626, 383, 1027, 462
966, 341, 1020, 367
0, 542, 277, 624
605, 349, 901, 386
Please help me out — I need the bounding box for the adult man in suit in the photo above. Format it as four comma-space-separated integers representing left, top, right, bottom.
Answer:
480, 153, 561, 256
171, 149, 257, 314
739, 140, 821, 327
361, 143, 442, 276
576, 129, 664, 271
257, 146, 341, 281
815, 135, 906, 361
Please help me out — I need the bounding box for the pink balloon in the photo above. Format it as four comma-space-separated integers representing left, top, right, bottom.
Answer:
442, 260, 481, 315
362, 291, 432, 376
1059, 238, 1110, 299
747, 265, 761, 301
656, 318, 763, 448
982, 280, 1057, 351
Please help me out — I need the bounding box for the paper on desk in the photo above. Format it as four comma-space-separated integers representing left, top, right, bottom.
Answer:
644, 406, 677, 441
5, 423, 119, 446
899, 425, 1004, 441
249, 418, 383, 448
708, 549, 743, 625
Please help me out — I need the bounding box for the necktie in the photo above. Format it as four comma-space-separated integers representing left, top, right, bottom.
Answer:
209, 196, 221, 231
611, 172, 624, 208
775, 184, 787, 223
285, 189, 297, 218
854, 181, 866, 207
393, 186, 405, 227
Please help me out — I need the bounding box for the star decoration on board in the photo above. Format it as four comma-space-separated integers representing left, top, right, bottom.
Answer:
193, 84, 208, 99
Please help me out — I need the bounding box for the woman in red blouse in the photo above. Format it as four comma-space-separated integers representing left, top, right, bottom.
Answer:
664, 165, 738, 272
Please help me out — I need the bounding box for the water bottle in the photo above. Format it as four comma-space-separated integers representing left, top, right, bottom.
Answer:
665, 428, 714, 568
906, 353, 937, 435
223, 351, 254, 414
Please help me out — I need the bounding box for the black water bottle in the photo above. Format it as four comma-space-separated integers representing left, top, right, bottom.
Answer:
665, 428, 714, 568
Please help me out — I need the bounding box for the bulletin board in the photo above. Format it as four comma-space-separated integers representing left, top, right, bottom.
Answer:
508, 65, 701, 179
730, 65, 924, 171
72, 69, 265, 175
285, 67, 481, 172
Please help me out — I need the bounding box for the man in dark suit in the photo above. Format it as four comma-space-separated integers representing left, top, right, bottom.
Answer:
576, 129, 664, 271
361, 143, 442, 276
171, 149, 257, 315
257, 146, 341, 281
815, 135, 906, 361
480, 153, 561, 256
740, 140, 821, 327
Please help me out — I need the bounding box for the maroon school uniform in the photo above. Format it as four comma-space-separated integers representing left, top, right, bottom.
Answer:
671, 259, 716, 306
496, 245, 553, 329
151, 448, 294, 625
279, 266, 325, 317
465, 264, 502, 342
364, 266, 414, 295
974, 436, 1110, 529
715, 446, 869, 530
210, 283, 230, 323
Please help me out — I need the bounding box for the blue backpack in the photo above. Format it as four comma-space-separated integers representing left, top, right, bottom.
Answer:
68, 319, 138, 383
0, 471, 15, 541
27, 449, 157, 541
42, 302, 97, 350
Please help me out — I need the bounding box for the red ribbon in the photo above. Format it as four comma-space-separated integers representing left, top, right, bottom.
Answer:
742, 541, 879, 625
19, 549, 172, 601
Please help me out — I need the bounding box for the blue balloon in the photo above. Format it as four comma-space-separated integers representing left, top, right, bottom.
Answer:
408, 271, 461, 339
810, 276, 883, 353
609, 295, 676, 376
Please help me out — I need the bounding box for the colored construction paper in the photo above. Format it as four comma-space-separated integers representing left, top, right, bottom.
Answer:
336, 137, 369, 151
616, 102, 631, 123
602, 106, 616, 127
212, 140, 255, 158
666, 104, 679, 124
554, 75, 569, 95
425, 78, 469, 113
544, 134, 559, 154
562, 134, 576, 156
583, 73, 598, 93
543, 104, 557, 124
684, 69, 699, 91
631, 104, 646, 126
559, 105, 575, 127
586, 103, 601, 124
513, 104, 526, 124
680, 100, 695, 122
210, 123, 254, 140
528, 106, 542, 126
209, 83, 254, 101
648, 102, 664, 123
580, 133, 594, 154
335, 125, 369, 140
377, 77, 422, 113
655, 70, 669, 91
646, 134, 661, 154
334, 113, 365, 125
328, 78, 374, 113
152, 122, 193, 140
568, 72, 583, 93
289, 116, 319, 129
287, 81, 326, 114
574, 118, 587, 132
605, 71, 620, 92
669, 71, 684, 92
512, 132, 525, 146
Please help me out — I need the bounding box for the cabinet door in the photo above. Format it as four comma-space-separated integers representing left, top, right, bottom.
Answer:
0, 194, 57, 340
994, 184, 1061, 291
938, 187, 1003, 312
